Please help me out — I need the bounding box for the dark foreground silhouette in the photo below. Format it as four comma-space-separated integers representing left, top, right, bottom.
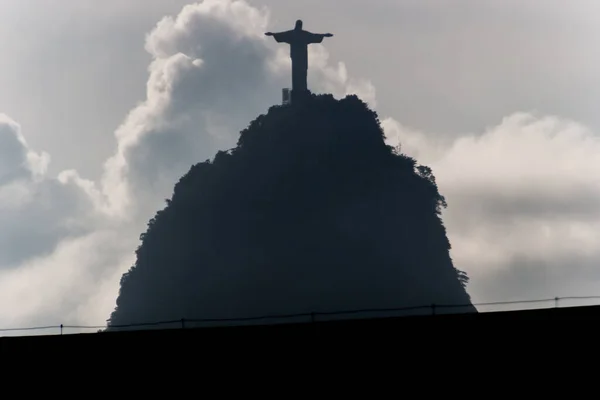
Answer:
107, 93, 475, 330
3, 305, 599, 356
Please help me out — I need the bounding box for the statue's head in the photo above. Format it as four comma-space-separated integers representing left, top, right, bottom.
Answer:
295, 20, 303, 30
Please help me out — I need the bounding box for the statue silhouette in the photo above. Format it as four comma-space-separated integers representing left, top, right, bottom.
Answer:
266, 20, 333, 96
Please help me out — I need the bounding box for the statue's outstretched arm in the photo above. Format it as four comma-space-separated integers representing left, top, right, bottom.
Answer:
265, 30, 293, 43
306, 32, 333, 44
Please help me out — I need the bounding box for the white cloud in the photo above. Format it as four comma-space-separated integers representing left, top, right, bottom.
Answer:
382, 112, 600, 307
0, 114, 48, 184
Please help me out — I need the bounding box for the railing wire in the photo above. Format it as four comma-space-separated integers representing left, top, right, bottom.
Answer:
3, 295, 600, 337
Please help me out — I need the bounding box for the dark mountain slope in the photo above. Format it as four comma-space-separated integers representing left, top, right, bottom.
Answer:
107, 94, 475, 328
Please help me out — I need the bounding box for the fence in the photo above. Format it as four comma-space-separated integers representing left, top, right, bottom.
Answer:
3, 295, 600, 337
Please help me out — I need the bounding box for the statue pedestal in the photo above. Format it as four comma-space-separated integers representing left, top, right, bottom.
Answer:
291, 89, 311, 104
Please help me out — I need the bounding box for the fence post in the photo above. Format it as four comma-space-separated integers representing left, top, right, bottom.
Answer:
60, 324, 63, 335
431, 304, 436, 316
181, 318, 185, 329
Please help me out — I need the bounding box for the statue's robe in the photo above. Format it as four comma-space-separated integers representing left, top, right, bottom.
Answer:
272, 29, 325, 92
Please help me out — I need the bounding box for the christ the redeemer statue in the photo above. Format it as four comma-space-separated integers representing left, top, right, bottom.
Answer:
266, 20, 333, 95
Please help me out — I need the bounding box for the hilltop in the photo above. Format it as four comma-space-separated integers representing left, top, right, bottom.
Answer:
107, 93, 475, 329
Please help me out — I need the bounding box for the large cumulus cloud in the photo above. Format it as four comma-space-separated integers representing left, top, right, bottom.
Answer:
99, 0, 376, 220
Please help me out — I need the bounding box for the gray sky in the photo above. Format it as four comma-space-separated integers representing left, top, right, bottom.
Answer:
1, 0, 600, 332
3, 0, 600, 178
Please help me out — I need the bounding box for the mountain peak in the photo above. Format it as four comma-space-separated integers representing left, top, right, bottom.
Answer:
107, 94, 474, 329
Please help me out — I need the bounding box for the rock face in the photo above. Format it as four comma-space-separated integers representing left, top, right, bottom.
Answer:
107, 94, 475, 329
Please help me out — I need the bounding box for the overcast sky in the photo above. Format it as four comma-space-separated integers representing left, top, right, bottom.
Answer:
1, 0, 600, 333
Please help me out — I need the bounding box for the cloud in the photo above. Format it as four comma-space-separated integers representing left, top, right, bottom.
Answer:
0, 114, 48, 184
382, 112, 600, 308
0, 115, 99, 268
100, 0, 375, 220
